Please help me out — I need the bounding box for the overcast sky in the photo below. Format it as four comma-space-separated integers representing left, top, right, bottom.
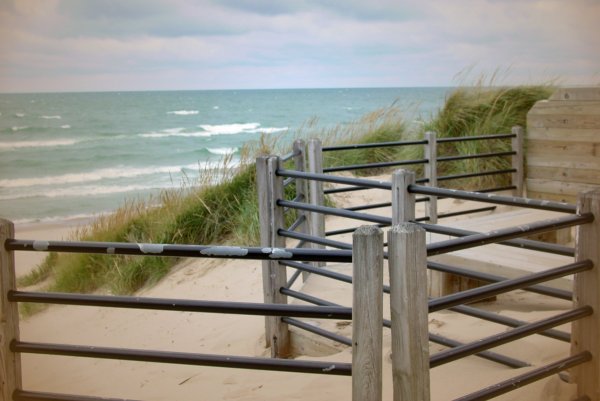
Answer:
1, 0, 599, 93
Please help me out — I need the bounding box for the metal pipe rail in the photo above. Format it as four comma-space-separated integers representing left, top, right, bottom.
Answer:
12, 341, 352, 376
277, 169, 392, 190
8, 291, 353, 319
408, 184, 577, 213
437, 133, 516, 143
322, 139, 428, 151
429, 306, 593, 368
277, 199, 391, 225
5, 239, 353, 263
282, 317, 352, 346
428, 261, 573, 301
419, 222, 574, 257
437, 150, 516, 163
278, 229, 352, 250
437, 168, 516, 182
281, 287, 527, 368
454, 352, 592, 401
323, 158, 428, 173
426, 214, 592, 256
428, 261, 592, 313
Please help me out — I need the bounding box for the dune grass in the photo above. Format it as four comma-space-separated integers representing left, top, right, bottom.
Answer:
18, 83, 553, 304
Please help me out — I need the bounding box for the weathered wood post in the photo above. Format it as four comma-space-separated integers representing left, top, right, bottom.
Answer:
352, 225, 383, 401
307, 138, 326, 269
1, 218, 22, 400
256, 156, 290, 358
293, 140, 311, 281
511, 126, 525, 198
391, 169, 416, 225
571, 189, 600, 400
425, 131, 438, 224
388, 223, 430, 401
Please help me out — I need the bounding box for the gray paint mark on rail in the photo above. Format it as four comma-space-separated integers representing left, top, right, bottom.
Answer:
200, 246, 249, 257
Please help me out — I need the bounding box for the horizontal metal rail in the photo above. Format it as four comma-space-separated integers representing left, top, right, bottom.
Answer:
278, 200, 391, 225
344, 202, 391, 212
437, 168, 516, 182
326, 223, 390, 237
437, 150, 516, 163
322, 139, 428, 151
287, 214, 306, 232
12, 341, 352, 376
324, 185, 370, 195
430, 306, 592, 368
283, 177, 294, 187
279, 229, 352, 250
428, 261, 572, 301
420, 222, 574, 256
282, 317, 352, 346
14, 390, 142, 401
280, 150, 298, 162
448, 304, 570, 343
436, 206, 497, 220
5, 240, 353, 263
437, 133, 516, 143
409, 184, 577, 213
426, 214, 592, 256
454, 352, 592, 401
281, 287, 527, 368
277, 169, 392, 190
8, 291, 352, 319
286, 269, 302, 288
323, 158, 428, 173
428, 261, 592, 313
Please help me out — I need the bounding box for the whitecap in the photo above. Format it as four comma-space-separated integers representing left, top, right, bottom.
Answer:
167, 110, 199, 115
15, 113, 25, 118
0, 139, 79, 150
207, 147, 238, 155
198, 123, 260, 135
61, 124, 71, 129
41, 115, 62, 119
213, 106, 219, 110
246, 126, 288, 134
11, 126, 29, 132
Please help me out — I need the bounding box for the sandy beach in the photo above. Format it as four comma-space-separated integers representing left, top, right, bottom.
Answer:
13, 182, 580, 400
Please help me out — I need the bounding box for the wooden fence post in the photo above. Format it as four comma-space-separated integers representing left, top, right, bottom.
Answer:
352, 226, 383, 401
391, 169, 416, 225
511, 126, 525, 198
307, 139, 326, 269
572, 189, 600, 400
388, 223, 430, 401
293, 140, 311, 281
1, 218, 22, 401
256, 156, 290, 358
425, 131, 438, 224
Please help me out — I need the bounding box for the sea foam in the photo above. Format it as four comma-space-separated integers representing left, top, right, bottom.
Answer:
41, 115, 62, 119
207, 147, 238, 155
0, 139, 79, 150
167, 110, 199, 115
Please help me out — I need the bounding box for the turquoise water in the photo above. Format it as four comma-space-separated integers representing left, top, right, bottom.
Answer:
0, 88, 449, 223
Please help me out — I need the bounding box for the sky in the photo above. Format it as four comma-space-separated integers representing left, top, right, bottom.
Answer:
0, 0, 599, 93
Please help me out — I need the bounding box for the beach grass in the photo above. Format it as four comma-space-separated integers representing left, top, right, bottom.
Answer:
18, 83, 553, 304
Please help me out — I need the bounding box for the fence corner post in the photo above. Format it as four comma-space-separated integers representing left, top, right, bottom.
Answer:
391, 169, 416, 225
511, 126, 525, 197
425, 131, 438, 224
256, 156, 290, 358
292, 140, 311, 281
307, 138, 326, 269
572, 189, 600, 400
388, 223, 430, 401
352, 225, 383, 401
1, 218, 22, 400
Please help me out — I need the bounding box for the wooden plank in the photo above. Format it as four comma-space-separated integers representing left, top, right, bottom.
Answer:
256, 156, 290, 357
1, 218, 22, 400
526, 178, 600, 198
526, 140, 600, 158
571, 190, 600, 400
527, 101, 600, 115
527, 114, 600, 130
352, 226, 383, 401
549, 87, 600, 101
511, 126, 524, 197
388, 223, 430, 401
391, 169, 415, 225
425, 132, 438, 223
527, 154, 600, 170
527, 166, 600, 186
308, 139, 326, 269
527, 128, 600, 143
526, 190, 577, 204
